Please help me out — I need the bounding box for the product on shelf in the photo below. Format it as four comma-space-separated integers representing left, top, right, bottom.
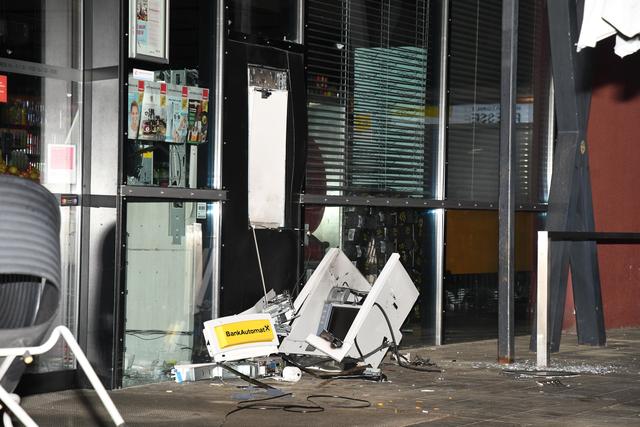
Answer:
0, 155, 40, 181
0, 95, 43, 183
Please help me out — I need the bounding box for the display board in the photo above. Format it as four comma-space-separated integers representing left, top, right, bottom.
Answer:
129, 0, 170, 63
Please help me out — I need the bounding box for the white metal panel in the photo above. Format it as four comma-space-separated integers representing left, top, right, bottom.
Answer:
247, 87, 288, 228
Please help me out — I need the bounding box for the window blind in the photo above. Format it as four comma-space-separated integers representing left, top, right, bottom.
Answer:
446, 0, 550, 204
306, 0, 437, 198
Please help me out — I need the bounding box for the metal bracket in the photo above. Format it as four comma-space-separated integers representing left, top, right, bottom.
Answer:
169, 202, 185, 245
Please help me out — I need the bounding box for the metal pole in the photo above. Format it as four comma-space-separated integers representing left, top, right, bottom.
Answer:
211, 0, 225, 319
536, 231, 549, 368
433, 0, 450, 346
296, 0, 305, 45
498, 0, 518, 364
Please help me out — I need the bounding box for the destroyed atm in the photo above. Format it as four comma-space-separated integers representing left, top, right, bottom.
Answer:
281, 249, 419, 368
201, 248, 418, 370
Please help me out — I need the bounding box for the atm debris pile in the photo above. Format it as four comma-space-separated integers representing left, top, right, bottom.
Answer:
172, 248, 434, 384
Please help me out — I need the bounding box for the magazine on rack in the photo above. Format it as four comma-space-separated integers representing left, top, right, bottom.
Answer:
186, 87, 209, 144
165, 84, 188, 143
139, 81, 166, 141
127, 78, 153, 186
127, 77, 144, 139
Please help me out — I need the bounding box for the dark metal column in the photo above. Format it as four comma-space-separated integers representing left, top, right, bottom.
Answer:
211, 0, 225, 319
498, 0, 519, 364
530, 0, 605, 352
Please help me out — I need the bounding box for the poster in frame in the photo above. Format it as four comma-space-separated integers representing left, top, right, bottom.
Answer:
129, 0, 170, 63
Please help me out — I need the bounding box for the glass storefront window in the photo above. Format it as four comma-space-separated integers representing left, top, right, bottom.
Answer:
121, 0, 221, 387
0, 75, 82, 194
305, 0, 440, 199
304, 204, 439, 345
444, 210, 537, 343
124, 0, 216, 189
0, 0, 82, 373
123, 201, 215, 386
446, 0, 550, 203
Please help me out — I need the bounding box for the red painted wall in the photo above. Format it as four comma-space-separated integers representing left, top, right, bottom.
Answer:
563, 40, 640, 330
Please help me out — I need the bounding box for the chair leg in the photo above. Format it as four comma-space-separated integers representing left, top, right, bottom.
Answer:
0, 386, 36, 427
2, 392, 21, 427
0, 357, 25, 427
0, 327, 125, 426
3, 410, 14, 427
0, 356, 15, 381
57, 327, 125, 426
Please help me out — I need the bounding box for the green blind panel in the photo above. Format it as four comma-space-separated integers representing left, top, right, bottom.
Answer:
352, 47, 428, 194
306, 0, 436, 198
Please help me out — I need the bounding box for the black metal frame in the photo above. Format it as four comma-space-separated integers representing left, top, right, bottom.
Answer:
548, 232, 640, 243
300, 194, 546, 212
77, 0, 95, 386
120, 186, 227, 201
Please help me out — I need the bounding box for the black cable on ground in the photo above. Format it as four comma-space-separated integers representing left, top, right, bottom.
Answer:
372, 302, 442, 373
307, 394, 371, 409
222, 392, 370, 424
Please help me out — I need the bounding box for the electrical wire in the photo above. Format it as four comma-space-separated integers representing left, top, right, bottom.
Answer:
222, 392, 370, 423
372, 302, 441, 373
126, 334, 165, 341
290, 251, 311, 300
350, 303, 441, 372
220, 356, 371, 425
354, 336, 389, 360
285, 51, 298, 213
307, 394, 371, 409
251, 225, 270, 304
125, 329, 193, 341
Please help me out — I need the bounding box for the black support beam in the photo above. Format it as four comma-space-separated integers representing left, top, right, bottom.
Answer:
498, 0, 519, 364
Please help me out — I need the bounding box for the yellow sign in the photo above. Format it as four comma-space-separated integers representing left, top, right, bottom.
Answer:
213, 319, 275, 349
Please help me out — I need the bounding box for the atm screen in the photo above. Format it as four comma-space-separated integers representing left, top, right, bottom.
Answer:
327, 305, 360, 341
